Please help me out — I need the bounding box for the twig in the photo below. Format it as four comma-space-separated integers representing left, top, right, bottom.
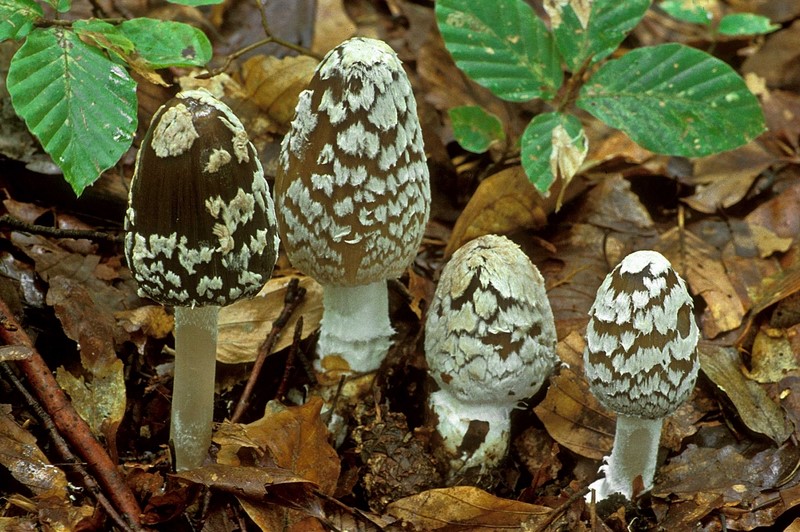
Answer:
533, 485, 590, 532
0, 299, 142, 528
197, 2, 321, 80
0, 215, 123, 243
230, 278, 306, 422
275, 316, 303, 400
0, 362, 135, 532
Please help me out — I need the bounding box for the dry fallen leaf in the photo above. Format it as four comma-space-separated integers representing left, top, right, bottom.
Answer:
47, 277, 126, 442
312, 0, 357, 54
240, 55, 318, 128
540, 175, 656, 337
0, 405, 67, 499
655, 442, 800, 504
742, 19, 800, 90
214, 398, 339, 530
535, 366, 614, 461
386, 486, 551, 530
0, 405, 95, 529
661, 229, 747, 338
444, 166, 547, 257
115, 305, 174, 342
746, 325, 800, 383
217, 276, 322, 364
682, 143, 776, 214
699, 343, 792, 444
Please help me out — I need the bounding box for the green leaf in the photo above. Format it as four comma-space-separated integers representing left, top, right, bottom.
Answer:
0, 0, 43, 41
167, 0, 223, 5
521, 112, 586, 196
73, 19, 136, 57
550, 0, 650, 71
449, 106, 505, 153
718, 13, 779, 36
660, 0, 712, 25
577, 43, 765, 157
119, 18, 212, 68
7, 28, 138, 195
43, 0, 70, 13
436, 0, 562, 102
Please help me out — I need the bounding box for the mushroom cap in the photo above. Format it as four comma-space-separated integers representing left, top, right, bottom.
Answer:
584, 250, 699, 419
275, 37, 430, 286
425, 235, 558, 405
124, 89, 280, 307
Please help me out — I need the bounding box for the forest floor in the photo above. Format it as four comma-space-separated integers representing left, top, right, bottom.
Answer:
3, 0, 800, 530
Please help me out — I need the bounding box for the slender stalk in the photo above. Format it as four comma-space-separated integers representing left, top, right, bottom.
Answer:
588, 415, 663, 500
316, 281, 393, 374
171, 305, 220, 471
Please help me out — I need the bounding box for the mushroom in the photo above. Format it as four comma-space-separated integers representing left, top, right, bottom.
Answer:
583, 250, 699, 500
274, 37, 430, 376
124, 89, 279, 470
425, 235, 558, 479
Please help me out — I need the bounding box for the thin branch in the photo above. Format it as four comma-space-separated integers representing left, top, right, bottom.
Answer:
275, 316, 304, 400
533, 485, 590, 532
230, 278, 307, 423
0, 299, 142, 528
197, 1, 321, 80
0, 215, 123, 243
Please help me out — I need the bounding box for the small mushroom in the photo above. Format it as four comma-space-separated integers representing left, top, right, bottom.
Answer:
274, 37, 430, 376
425, 235, 558, 479
125, 89, 279, 470
583, 250, 699, 500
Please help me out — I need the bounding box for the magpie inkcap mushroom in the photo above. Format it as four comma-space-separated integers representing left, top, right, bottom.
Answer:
275, 37, 430, 376
425, 234, 558, 479
125, 88, 279, 470
583, 250, 699, 500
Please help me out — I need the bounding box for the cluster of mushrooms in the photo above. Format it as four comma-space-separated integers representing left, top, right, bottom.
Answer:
124, 36, 701, 502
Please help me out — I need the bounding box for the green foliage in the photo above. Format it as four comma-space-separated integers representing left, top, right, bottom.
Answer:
577, 43, 763, 157
550, 0, 650, 71
7, 28, 137, 195
437, 0, 767, 197
118, 19, 212, 68
0, 0, 42, 40
717, 13, 779, 36
2, 0, 213, 195
661, 1, 778, 36
660, 0, 711, 24
435, 0, 562, 101
521, 113, 586, 195
448, 106, 505, 154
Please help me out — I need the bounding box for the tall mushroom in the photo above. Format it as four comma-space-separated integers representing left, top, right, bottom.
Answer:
125, 89, 279, 470
274, 37, 430, 376
583, 250, 699, 500
425, 235, 558, 479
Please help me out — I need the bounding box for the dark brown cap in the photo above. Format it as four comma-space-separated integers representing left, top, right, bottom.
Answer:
125, 89, 279, 307
275, 37, 430, 286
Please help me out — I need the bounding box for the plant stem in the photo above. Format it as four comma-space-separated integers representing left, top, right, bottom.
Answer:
316, 281, 393, 374
171, 305, 219, 471
588, 415, 663, 500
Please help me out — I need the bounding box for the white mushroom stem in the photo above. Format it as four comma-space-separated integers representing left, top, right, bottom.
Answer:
316, 281, 393, 374
429, 388, 513, 476
171, 305, 219, 471
588, 415, 663, 501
